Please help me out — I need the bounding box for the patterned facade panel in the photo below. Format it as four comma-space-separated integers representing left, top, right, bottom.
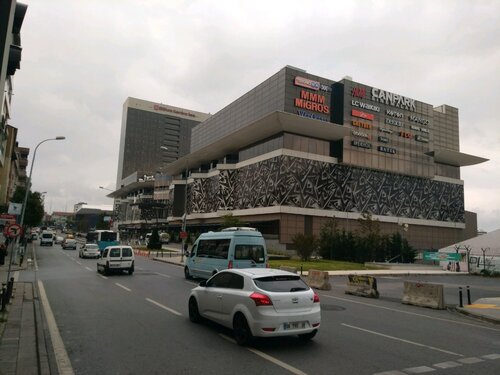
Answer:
189, 155, 464, 223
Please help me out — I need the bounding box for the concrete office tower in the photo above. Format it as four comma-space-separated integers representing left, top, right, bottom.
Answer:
165, 66, 487, 251
116, 97, 210, 187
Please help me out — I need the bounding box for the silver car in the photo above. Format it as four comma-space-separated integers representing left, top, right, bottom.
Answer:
79, 243, 100, 259
188, 268, 321, 345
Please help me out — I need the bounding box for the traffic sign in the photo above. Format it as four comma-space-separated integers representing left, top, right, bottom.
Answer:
180, 231, 188, 239
5, 223, 23, 238
423, 251, 460, 262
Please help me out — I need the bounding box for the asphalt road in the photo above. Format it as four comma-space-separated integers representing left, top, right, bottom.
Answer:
20, 243, 500, 375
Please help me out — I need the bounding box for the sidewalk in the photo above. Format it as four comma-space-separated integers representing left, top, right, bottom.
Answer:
149, 250, 500, 325
0, 244, 51, 375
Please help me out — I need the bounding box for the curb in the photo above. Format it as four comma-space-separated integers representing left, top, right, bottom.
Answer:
453, 306, 500, 325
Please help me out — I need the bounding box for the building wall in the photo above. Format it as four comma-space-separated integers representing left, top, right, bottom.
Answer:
116, 97, 209, 187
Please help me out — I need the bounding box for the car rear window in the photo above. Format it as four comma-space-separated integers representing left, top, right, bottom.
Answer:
42, 234, 52, 238
234, 245, 265, 263
122, 248, 132, 257
253, 275, 310, 292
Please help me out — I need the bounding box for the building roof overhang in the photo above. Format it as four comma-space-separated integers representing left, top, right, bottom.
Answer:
425, 149, 489, 167
107, 180, 154, 199
165, 111, 350, 175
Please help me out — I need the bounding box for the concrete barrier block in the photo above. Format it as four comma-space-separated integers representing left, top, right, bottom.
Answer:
306, 269, 331, 290
402, 281, 445, 309
279, 266, 298, 274
345, 274, 379, 298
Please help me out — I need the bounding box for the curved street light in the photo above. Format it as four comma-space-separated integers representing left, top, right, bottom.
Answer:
19, 136, 66, 229
99, 186, 113, 192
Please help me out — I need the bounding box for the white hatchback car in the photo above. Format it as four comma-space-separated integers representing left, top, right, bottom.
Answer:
79, 243, 100, 259
188, 268, 320, 345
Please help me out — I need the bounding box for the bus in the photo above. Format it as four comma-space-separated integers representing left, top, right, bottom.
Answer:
86, 230, 120, 251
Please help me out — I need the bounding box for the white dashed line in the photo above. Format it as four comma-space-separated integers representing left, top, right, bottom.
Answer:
219, 334, 308, 375
145, 298, 182, 316
458, 357, 484, 364
85, 267, 93, 271
482, 353, 500, 360
433, 361, 461, 369
402, 366, 435, 374
99, 275, 108, 279
76, 261, 82, 265
115, 283, 131, 292
342, 324, 462, 356
155, 272, 171, 278
323, 295, 500, 332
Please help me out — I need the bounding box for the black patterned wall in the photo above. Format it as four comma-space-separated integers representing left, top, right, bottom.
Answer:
188, 155, 464, 223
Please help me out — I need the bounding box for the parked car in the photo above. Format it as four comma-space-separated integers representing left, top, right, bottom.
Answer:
62, 238, 77, 250
79, 243, 100, 259
97, 246, 134, 275
188, 268, 321, 346
184, 227, 267, 280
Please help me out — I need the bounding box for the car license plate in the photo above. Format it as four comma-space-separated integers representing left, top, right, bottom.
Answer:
284, 321, 306, 330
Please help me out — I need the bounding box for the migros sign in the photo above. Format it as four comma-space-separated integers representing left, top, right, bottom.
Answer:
294, 90, 330, 114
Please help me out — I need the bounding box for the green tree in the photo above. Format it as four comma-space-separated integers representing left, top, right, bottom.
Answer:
318, 218, 338, 260
11, 187, 44, 228
292, 233, 317, 261
356, 212, 383, 262
147, 228, 162, 250
221, 213, 242, 229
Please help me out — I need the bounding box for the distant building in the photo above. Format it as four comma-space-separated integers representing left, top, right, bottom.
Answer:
0, 1, 27, 207
110, 98, 209, 234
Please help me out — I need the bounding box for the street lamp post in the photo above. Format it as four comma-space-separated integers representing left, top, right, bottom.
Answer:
19, 136, 65, 230
8, 136, 65, 285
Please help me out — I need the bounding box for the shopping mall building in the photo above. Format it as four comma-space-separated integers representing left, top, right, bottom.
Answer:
112, 66, 487, 251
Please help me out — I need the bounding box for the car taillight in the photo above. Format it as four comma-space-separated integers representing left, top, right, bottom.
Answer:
313, 291, 320, 303
228, 260, 233, 269
250, 292, 273, 306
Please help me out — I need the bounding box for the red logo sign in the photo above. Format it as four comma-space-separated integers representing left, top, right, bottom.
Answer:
294, 76, 320, 91
180, 231, 188, 239
5, 223, 22, 238
351, 87, 366, 98
352, 109, 374, 121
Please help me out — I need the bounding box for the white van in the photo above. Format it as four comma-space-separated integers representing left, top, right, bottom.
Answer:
184, 227, 268, 280
97, 245, 135, 275
40, 231, 54, 246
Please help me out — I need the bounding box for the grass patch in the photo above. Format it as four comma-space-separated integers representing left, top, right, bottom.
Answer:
269, 258, 381, 271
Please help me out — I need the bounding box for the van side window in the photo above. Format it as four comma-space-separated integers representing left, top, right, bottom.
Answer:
197, 239, 230, 259
235, 245, 265, 263
190, 244, 197, 257
122, 247, 132, 257
110, 248, 121, 257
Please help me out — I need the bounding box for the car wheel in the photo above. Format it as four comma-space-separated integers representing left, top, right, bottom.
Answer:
184, 266, 191, 279
188, 297, 201, 323
233, 314, 253, 346
104, 263, 109, 276
128, 265, 134, 275
298, 330, 317, 341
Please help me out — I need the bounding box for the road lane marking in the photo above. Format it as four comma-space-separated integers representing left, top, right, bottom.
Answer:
402, 366, 435, 373
219, 334, 308, 375
38, 281, 75, 375
482, 353, 500, 360
322, 295, 500, 332
99, 275, 108, 279
433, 361, 462, 369
342, 323, 462, 356
76, 261, 82, 265
146, 298, 182, 316
85, 267, 93, 271
155, 272, 171, 278
458, 357, 484, 364
115, 283, 131, 292
137, 267, 144, 270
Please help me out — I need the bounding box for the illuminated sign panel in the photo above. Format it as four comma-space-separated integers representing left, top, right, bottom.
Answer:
399, 131, 412, 139
415, 135, 429, 143
379, 127, 393, 134
352, 130, 371, 139
352, 140, 372, 149
378, 136, 390, 143
352, 109, 374, 121
294, 90, 329, 114
294, 76, 320, 91
378, 146, 397, 154
385, 118, 403, 127
352, 120, 372, 129
351, 87, 366, 98
408, 115, 429, 126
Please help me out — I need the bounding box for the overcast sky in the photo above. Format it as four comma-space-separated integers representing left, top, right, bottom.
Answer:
11, 0, 499, 232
